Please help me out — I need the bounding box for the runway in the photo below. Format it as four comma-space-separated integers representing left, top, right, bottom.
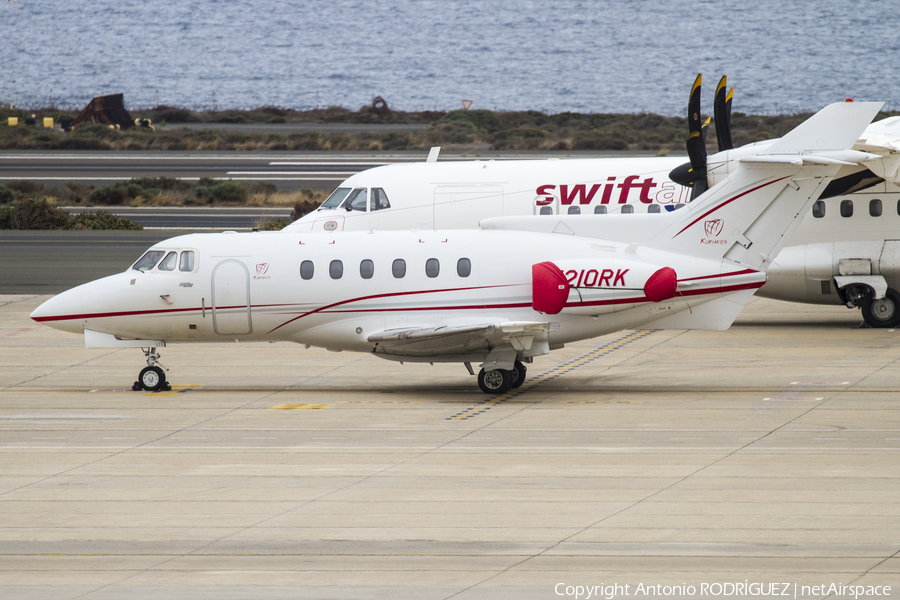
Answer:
2, 294, 899, 599
0, 150, 666, 192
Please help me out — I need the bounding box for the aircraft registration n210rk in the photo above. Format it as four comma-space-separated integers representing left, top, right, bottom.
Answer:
30, 102, 881, 393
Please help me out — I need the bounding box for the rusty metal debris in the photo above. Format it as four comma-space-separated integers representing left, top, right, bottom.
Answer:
72, 93, 134, 129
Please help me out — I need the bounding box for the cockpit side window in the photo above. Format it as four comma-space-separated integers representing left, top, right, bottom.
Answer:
342, 188, 368, 211
371, 188, 391, 211
179, 251, 195, 272
158, 252, 178, 271
132, 250, 165, 271
321, 187, 351, 208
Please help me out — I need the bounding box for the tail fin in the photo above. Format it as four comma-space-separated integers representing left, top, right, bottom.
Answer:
647, 101, 882, 268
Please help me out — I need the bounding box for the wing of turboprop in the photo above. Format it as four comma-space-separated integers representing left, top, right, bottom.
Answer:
368, 321, 550, 360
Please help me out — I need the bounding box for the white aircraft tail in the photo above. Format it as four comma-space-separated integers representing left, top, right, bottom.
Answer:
482, 101, 883, 270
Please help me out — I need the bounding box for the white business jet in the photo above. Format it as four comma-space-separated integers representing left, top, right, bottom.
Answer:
30, 102, 881, 393
284, 76, 900, 328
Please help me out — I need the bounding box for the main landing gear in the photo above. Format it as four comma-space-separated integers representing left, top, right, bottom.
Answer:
477, 360, 527, 395
861, 288, 900, 329
843, 284, 900, 329
132, 347, 172, 392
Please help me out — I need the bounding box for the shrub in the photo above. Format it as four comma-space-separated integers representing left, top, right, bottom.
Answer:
0, 198, 70, 230
151, 106, 201, 123
0, 184, 15, 204
440, 109, 503, 133
5, 181, 43, 195
88, 187, 128, 205
253, 217, 292, 231
70, 211, 142, 230
194, 179, 248, 204
290, 199, 320, 220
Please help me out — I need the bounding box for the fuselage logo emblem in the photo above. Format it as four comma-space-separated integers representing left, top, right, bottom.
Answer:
704, 219, 723, 238
254, 263, 271, 280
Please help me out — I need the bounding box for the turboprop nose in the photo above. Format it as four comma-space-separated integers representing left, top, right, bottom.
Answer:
30, 284, 88, 334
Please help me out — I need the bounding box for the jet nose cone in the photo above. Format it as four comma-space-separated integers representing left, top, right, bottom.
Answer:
31, 287, 86, 334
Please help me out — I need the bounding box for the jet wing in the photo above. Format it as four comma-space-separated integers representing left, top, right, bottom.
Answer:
368, 321, 550, 358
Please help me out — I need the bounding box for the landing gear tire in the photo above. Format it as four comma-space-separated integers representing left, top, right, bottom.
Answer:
138, 366, 166, 392
862, 287, 900, 328
478, 368, 512, 395
510, 360, 527, 389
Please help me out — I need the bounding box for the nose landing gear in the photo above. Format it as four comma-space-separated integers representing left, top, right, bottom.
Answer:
133, 347, 171, 392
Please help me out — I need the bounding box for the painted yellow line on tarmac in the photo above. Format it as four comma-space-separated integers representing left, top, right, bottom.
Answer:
268, 404, 333, 410
144, 384, 202, 397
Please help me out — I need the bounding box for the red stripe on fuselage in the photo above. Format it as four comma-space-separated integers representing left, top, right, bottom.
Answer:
677, 268, 759, 283
266, 284, 521, 333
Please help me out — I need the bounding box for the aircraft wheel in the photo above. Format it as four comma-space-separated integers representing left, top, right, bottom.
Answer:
862, 287, 900, 328
138, 366, 166, 392
478, 368, 512, 395
510, 360, 527, 389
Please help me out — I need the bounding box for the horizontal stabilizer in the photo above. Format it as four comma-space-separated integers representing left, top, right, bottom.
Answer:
766, 101, 883, 154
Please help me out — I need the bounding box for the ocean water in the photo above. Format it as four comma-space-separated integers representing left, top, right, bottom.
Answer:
1, 0, 898, 115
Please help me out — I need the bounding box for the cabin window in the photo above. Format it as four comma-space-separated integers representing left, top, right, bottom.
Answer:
371, 188, 391, 211
840, 200, 853, 218
812, 200, 826, 218
567, 206, 580, 215
300, 260, 314, 280
342, 188, 368, 212
425, 258, 440, 278
870, 199, 882, 217
621, 205, 634, 214
594, 205, 607, 214
329, 260, 343, 279
647, 205, 660, 213
321, 187, 351, 208
132, 250, 165, 271
392, 259, 406, 278
179, 251, 195, 272
539, 206, 553, 215
158, 252, 177, 271
457, 258, 471, 277
359, 259, 374, 279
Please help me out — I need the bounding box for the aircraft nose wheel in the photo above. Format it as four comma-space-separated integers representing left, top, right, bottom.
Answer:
478, 368, 512, 394
136, 366, 168, 392
133, 347, 171, 392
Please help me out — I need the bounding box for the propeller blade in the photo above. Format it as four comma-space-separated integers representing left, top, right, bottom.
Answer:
691, 118, 710, 200
714, 76, 734, 151
688, 74, 703, 137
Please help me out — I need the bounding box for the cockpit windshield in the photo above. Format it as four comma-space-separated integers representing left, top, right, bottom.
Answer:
131, 250, 166, 271
320, 187, 351, 209
341, 188, 368, 211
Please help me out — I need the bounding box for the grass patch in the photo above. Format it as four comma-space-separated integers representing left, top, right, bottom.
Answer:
4, 105, 892, 152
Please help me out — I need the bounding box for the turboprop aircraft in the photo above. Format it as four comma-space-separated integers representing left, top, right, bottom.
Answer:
30, 101, 881, 393
283, 76, 900, 328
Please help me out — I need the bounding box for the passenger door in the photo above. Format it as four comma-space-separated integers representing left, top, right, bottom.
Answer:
211, 260, 252, 335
